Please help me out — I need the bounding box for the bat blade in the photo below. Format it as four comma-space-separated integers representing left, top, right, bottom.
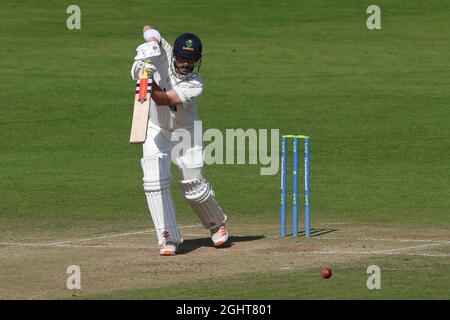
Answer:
130, 77, 152, 144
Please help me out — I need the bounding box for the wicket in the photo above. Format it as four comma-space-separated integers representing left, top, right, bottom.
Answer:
280, 135, 311, 238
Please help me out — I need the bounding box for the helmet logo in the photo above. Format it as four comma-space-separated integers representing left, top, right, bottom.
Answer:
182, 39, 195, 51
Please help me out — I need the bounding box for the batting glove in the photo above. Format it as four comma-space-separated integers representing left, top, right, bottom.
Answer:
131, 61, 157, 80
134, 41, 161, 61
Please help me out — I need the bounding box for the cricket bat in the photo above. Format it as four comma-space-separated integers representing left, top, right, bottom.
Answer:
129, 69, 152, 143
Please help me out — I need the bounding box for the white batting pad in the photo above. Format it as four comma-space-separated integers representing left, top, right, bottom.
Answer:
141, 155, 171, 192
141, 157, 183, 245
178, 179, 227, 229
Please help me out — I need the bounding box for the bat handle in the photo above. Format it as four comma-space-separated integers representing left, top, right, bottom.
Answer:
138, 78, 149, 102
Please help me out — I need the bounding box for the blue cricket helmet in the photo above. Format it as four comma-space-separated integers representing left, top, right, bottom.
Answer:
173, 33, 202, 61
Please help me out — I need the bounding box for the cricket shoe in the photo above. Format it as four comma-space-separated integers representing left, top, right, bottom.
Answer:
159, 241, 178, 256
210, 224, 229, 247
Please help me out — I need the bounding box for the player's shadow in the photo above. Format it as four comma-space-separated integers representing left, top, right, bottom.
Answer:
178, 235, 264, 254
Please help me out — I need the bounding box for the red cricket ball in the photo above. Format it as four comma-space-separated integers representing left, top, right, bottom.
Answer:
321, 267, 332, 279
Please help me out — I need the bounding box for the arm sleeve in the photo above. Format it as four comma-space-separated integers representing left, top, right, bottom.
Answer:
173, 84, 203, 104
160, 37, 173, 56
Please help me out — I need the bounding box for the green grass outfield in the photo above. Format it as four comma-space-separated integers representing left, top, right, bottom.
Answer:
90, 255, 449, 300
0, 0, 449, 299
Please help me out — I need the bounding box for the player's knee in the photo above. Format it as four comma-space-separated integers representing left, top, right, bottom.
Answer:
178, 179, 213, 203
180, 167, 204, 181
178, 178, 225, 229
174, 145, 204, 176
141, 156, 171, 192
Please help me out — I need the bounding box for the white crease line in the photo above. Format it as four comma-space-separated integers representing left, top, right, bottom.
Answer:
2, 228, 449, 257
183, 248, 450, 258
267, 250, 449, 258
404, 252, 450, 257
372, 241, 450, 254
0, 242, 153, 249
265, 235, 450, 243
267, 241, 450, 256
52, 230, 152, 245
0, 242, 56, 247
174, 233, 450, 246
1, 243, 449, 258
269, 250, 381, 255
320, 237, 450, 243
0, 241, 158, 250
53, 224, 203, 245
51, 224, 202, 245
0, 224, 203, 247
54, 243, 157, 249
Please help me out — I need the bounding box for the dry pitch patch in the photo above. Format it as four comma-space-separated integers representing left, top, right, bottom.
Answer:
0, 222, 448, 299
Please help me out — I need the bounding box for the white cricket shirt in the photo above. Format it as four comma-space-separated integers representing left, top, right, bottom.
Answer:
148, 37, 204, 131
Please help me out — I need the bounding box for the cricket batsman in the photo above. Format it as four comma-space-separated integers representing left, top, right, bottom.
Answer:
130, 25, 229, 256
